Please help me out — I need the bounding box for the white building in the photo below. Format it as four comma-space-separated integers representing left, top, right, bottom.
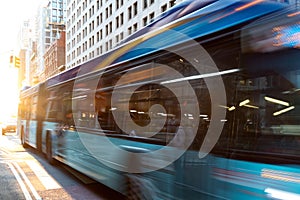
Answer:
66, 0, 178, 69
65, 0, 299, 69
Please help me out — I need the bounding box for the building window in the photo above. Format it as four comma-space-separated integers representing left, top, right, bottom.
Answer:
109, 4, 112, 16
143, 16, 147, 26
120, 13, 124, 25
106, 41, 109, 51
109, 21, 112, 33
128, 6, 132, 20
128, 26, 132, 35
133, 2, 138, 16
106, 7, 109, 18
116, 0, 119, 9
161, 4, 167, 13
109, 39, 112, 49
149, 12, 155, 22
97, 0, 100, 10
116, 16, 119, 28
170, 0, 175, 7
133, 23, 137, 32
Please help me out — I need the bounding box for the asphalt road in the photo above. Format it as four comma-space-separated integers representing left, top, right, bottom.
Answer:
0, 132, 125, 200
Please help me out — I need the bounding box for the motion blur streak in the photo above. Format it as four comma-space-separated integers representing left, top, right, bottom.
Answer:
287, 11, 300, 17
265, 188, 300, 200
235, 0, 264, 11
261, 169, 300, 183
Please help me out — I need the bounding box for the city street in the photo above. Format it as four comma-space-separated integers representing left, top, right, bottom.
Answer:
0, 132, 124, 200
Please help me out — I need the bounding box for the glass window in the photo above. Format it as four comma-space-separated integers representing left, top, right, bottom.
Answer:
211, 11, 300, 163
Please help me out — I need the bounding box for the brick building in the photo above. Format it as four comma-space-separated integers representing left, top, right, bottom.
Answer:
44, 31, 66, 80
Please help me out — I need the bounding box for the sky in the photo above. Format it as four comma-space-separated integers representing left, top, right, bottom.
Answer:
0, 0, 41, 57
0, 0, 41, 119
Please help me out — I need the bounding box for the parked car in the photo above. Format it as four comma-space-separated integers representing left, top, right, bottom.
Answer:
2, 118, 17, 135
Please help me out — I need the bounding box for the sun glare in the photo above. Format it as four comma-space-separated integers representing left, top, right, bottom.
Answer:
0, 66, 19, 121
0, 0, 42, 122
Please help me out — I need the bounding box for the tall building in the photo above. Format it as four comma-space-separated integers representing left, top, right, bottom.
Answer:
16, 20, 36, 88
19, 0, 299, 85
35, 0, 67, 83
66, 0, 177, 69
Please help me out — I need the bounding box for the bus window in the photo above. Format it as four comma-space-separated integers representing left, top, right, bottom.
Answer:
46, 100, 59, 120
45, 89, 61, 121
94, 61, 185, 142
94, 55, 208, 146
25, 98, 31, 119
70, 78, 99, 129
95, 90, 118, 133
218, 68, 300, 164
214, 10, 300, 163
46, 83, 74, 126
30, 95, 38, 120
72, 93, 97, 128
19, 99, 28, 120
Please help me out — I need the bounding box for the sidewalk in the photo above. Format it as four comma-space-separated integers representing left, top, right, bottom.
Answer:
0, 133, 25, 153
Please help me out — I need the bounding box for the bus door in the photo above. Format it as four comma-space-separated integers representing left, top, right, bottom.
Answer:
43, 82, 74, 156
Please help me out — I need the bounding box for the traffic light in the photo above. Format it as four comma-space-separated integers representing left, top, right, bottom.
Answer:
14, 56, 21, 68
9, 55, 21, 68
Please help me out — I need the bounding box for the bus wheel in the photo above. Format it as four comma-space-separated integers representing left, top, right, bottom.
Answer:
126, 174, 158, 200
46, 131, 56, 165
20, 127, 28, 148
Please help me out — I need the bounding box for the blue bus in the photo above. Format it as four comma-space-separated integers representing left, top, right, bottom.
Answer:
18, 0, 300, 199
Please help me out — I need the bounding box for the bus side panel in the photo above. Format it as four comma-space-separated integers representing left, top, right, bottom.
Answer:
27, 120, 38, 148
41, 121, 59, 154
212, 157, 300, 199
53, 129, 127, 194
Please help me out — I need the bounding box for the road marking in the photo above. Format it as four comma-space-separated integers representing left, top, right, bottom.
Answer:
0, 147, 10, 155
26, 160, 62, 190
13, 162, 42, 200
7, 162, 33, 200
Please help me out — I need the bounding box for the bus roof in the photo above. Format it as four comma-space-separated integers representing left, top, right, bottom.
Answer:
45, 0, 287, 88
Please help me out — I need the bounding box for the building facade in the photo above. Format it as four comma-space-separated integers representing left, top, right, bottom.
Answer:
35, 0, 67, 83
44, 31, 66, 80
16, 19, 37, 89
29, 42, 39, 86
65, 0, 178, 69
18, 0, 299, 86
